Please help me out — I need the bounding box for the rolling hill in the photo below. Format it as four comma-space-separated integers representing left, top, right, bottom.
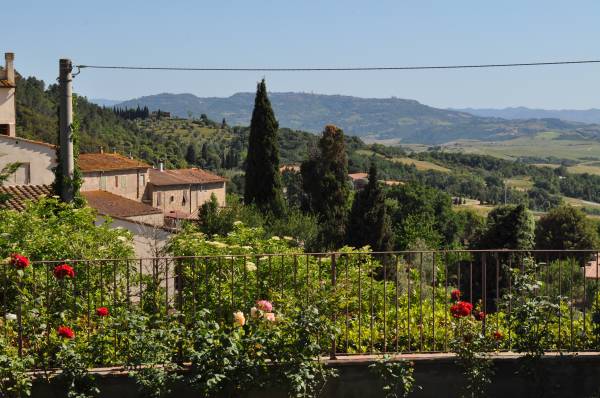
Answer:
112, 92, 600, 144
454, 106, 600, 124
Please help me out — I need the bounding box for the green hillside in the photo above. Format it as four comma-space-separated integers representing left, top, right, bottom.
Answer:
15, 72, 600, 215
116, 92, 600, 144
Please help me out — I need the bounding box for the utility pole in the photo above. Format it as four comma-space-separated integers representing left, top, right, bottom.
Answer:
59, 59, 74, 202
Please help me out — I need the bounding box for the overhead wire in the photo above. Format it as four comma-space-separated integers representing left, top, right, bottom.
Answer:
74, 59, 600, 74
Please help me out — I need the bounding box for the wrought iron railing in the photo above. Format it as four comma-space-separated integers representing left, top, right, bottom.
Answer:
2, 250, 600, 363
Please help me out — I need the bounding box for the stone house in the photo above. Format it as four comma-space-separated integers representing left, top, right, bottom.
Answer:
0, 53, 16, 137
145, 167, 226, 222
79, 152, 151, 201
0, 52, 57, 186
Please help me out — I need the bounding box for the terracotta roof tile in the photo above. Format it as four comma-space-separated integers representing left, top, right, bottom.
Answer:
79, 153, 150, 172
348, 173, 368, 180
0, 185, 53, 212
82, 190, 162, 218
149, 168, 225, 186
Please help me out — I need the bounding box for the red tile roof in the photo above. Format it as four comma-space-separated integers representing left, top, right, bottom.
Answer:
149, 168, 225, 186
0, 185, 53, 211
82, 190, 162, 218
348, 172, 369, 181
79, 153, 150, 172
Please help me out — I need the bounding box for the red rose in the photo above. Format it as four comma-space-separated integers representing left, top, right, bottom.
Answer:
493, 331, 504, 341
450, 301, 473, 318
474, 311, 486, 321
57, 326, 74, 339
96, 307, 109, 317
53, 264, 75, 279
450, 289, 461, 301
11, 254, 30, 269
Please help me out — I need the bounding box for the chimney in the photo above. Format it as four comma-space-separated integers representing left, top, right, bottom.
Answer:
4, 53, 14, 84
159, 161, 164, 172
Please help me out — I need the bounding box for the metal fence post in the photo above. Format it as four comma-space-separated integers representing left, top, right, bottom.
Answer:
330, 253, 337, 360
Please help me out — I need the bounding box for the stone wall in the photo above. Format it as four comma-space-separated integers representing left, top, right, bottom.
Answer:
30, 353, 600, 397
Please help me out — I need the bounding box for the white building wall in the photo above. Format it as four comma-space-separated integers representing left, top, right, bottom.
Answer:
0, 87, 15, 136
0, 137, 56, 185
96, 215, 172, 258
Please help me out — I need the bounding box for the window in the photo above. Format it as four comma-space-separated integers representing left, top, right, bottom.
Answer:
0, 124, 9, 136
157, 192, 161, 206
182, 190, 188, 206
170, 195, 175, 203
115, 176, 119, 188
120, 175, 127, 189
140, 174, 146, 186
100, 176, 107, 190
14, 163, 30, 185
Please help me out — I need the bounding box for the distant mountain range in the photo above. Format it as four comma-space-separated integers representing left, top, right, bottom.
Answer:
452, 107, 600, 124
91, 93, 600, 144
92, 98, 124, 107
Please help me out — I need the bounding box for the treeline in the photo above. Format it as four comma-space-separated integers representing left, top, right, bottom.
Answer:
111, 105, 150, 120
201, 79, 600, 257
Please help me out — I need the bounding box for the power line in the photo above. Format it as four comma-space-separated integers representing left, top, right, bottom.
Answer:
75, 59, 600, 73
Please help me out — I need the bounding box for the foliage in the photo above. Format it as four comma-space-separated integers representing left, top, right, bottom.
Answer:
347, 163, 393, 252
503, 261, 561, 394
448, 292, 495, 398
386, 182, 459, 250
244, 79, 286, 216
0, 197, 134, 261
197, 194, 316, 246
54, 342, 100, 398
301, 125, 350, 250
118, 311, 182, 398
187, 306, 336, 398
476, 204, 535, 250
535, 205, 600, 251
0, 334, 33, 398
369, 356, 418, 398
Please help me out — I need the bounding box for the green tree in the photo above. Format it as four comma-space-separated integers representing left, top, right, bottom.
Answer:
244, 79, 285, 216
347, 163, 393, 252
535, 205, 599, 251
387, 182, 458, 250
476, 204, 534, 250
301, 125, 350, 250
185, 144, 197, 165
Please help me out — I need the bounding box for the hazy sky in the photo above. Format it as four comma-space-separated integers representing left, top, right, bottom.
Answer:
4, 0, 600, 109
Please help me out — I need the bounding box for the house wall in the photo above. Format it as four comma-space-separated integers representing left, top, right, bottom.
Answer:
124, 213, 164, 227
96, 216, 171, 258
0, 87, 16, 137
147, 181, 226, 214
82, 169, 149, 200
0, 137, 55, 185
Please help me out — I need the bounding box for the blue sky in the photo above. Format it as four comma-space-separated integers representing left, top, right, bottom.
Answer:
4, 0, 600, 108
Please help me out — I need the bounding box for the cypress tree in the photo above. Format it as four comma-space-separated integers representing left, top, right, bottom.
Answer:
347, 163, 393, 252
301, 124, 350, 250
244, 79, 285, 216
185, 144, 197, 165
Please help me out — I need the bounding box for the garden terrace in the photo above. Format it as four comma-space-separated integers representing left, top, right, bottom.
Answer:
3, 250, 600, 363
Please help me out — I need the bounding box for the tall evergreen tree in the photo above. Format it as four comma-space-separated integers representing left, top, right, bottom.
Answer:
185, 144, 197, 165
244, 79, 285, 216
301, 124, 350, 250
347, 163, 393, 252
